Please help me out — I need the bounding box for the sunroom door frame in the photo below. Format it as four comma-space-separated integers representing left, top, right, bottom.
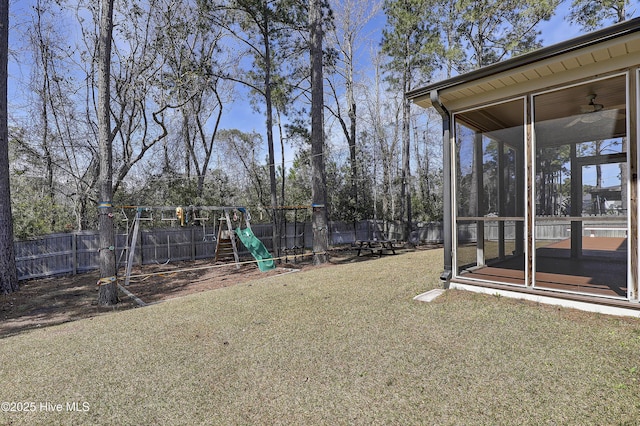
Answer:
530, 72, 632, 300
451, 96, 528, 286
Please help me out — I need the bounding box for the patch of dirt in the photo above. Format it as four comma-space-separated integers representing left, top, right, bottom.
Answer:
124, 258, 307, 303
0, 248, 387, 338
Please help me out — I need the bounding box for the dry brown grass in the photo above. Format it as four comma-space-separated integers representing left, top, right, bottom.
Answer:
1, 248, 639, 425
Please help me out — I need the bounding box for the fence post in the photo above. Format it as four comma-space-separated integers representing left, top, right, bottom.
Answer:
72, 233, 77, 276
191, 227, 195, 261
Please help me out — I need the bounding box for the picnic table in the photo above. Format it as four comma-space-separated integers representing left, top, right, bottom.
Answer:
355, 239, 397, 256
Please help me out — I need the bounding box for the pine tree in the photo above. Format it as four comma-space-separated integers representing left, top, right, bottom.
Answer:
568, 0, 630, 30
381, 0, 439, 243
97, 0, 118, 306
0, 0, 17, 295
310, 0, 329, 264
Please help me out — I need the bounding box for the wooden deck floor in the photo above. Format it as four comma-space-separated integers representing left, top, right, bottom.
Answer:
461, 237, 627, 299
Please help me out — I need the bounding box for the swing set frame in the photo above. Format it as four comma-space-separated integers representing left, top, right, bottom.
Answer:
117, 205, 253, 286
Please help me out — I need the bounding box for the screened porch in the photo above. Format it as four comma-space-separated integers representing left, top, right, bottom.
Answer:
453, 74, 629, 300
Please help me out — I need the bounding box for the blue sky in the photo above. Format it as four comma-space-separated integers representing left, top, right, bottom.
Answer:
7, 0, 638, 174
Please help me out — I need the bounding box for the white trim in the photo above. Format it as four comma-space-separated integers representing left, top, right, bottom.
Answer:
450, 282, 640, 318
529, 94, 536, 290
527, 93, 538, 288
450, 114, 458, 277
626, 71, 632, 301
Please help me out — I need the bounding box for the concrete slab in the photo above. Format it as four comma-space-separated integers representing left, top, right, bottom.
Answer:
413, 289, 445, 303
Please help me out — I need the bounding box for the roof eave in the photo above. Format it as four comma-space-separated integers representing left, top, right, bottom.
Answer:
406, 17, 640, 102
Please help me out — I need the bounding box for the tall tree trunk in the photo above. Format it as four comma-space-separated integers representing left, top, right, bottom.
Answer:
279, 117, 285, 208
310, 0, 328, 264
183, 113, 191, 179
97, 0, 118, 306
346, 46, 357, 210
263, 16, 280, 259
0, 1, 17, 295
41, 77, 55, 228
35, 1, 55, 226
400, 49, 412, 244
278, 113, 286, 251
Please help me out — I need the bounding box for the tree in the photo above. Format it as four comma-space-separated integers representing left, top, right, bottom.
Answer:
0, 0, 17, 295
11, 0, 100, 233
285, 151, 312, 205
455, 0, 558, 69
211, 0, 306, 258
382, 0, 438, 243
567, 0, 630, 30
310, 0, 328, 264
326, 0, 382, 220
109, 0, 172, 197
412, 111, 443, 221
434, 0, 466, 77
156, 0, 234, 200
218, 129, 271, 207
31, 0, 56, 222
360, 50, 401, 228
567, 0, 631, 215
11, 0, 178, 237
97, 0, 118, 306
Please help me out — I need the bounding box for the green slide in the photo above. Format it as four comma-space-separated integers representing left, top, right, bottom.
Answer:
235, 227, 276, 272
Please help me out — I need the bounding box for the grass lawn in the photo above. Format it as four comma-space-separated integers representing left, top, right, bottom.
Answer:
1, 249, 639, 425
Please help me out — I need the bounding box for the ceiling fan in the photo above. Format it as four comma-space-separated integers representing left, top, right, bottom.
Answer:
565, 94, 624, 127
580, 94, 604, 113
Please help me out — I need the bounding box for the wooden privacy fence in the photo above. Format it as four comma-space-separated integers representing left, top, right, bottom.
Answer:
457, 219, 628, 243
14, 220, 445, 281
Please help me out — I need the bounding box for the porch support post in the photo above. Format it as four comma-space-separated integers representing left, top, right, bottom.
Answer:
629, 68, 638, 301
430, 91, 453, 284
526, 96, 534, 288
474, 132, 485, 267
570, 143, 582, 259
498, 140, 505, 259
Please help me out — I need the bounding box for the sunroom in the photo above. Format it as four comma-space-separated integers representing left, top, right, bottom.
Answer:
408, 18, 640, 316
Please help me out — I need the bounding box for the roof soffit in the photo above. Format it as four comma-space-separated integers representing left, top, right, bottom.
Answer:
411, 26, 640, 112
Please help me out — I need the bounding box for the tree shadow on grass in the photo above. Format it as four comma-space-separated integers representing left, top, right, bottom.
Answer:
0, 272, 137, 339
0, 258, 311, 339
0, 248, 409, 339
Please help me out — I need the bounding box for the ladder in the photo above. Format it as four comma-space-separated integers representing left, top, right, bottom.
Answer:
124, 208, 143, 286
214, 210, 240, 268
